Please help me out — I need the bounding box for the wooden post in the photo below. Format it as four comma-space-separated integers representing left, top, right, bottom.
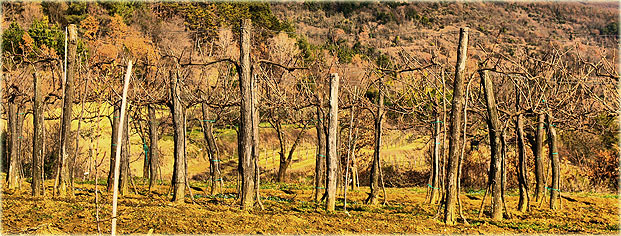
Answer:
238, 18, 256, 210
56, 24, 78, 196
111, 60, 132, 235
547, 114, 560, 209
443, 27, 469, 225
533, 114, 545, 202
170, 69, 186, 203
480, 69, 503, 221
32, 72, 45, 197
326, 73, 339, 211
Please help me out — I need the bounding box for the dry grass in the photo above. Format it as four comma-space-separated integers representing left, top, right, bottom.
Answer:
2, 181, 618, 234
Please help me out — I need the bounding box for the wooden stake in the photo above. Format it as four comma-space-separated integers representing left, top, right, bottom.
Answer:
111, 60, 133, 235
326, 73, 339, 212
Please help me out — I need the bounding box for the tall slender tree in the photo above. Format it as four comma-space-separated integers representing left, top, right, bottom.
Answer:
366, 77, 384, 205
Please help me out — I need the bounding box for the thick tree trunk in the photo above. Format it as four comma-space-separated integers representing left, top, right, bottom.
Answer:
367, 78, 384, 205
429, 116, 441, 204
533, 114, 545, 202
325, 73, 339, 211
201, 103, 220, 194
170, 70, 186, 203
56, 24, 78, 196
6, 98, 21, 189
547, 114, 560, 209
238, 18, 256, 210
443, 27, 468, 225
516, 112, 530, 211
275, 120, 308, 183
276, 158, 289, 182
32, 72, 45, 196
480, 69, 503, 221
314, 103, 327, 201
148, 105, 160, 190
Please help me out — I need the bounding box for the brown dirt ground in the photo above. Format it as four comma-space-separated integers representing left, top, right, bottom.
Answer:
1, 181, 619, 234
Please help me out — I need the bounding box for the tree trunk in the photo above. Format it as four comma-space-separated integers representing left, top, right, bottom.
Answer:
120, 112, 130, 195
547, 114, 560, 209
480, 69, 503, 221
325, 73, 339, 211
276, 159, 289, 182
314, 103, 327, 201
107, 102, 129, 194
17, 109, 25, 185
107, 102, 120, 192
170, 70, 186, 203
429, 116, 441, 204
251, 74, 260, 204
274, 121, 288, 182
56, 24, 78, 196
238, 18, 256, 210
275, 120, 309, 183
533, 113, 545, 202
443, 27, 469, 225
32, 72, 45, 196
201, 103, 220, 195
148, 105, 160, 191
140, 110, 149, 180
516, 112, 529, 212
6, 97, 21, 189
500, 130, 510, 218
367, 77, 384, 205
